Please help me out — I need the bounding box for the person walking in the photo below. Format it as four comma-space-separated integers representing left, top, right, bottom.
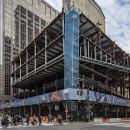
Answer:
58, 114, 62, 125
38, 116, 42, 126
48, 114, 52, 123
33, 115, 37, 125
26, 114, 30, 125
12, 115, 17, 126
8, 115, 13, 126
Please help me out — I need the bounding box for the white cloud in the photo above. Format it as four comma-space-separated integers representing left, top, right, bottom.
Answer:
95, 0, 130, 53
45, 0, 130, 53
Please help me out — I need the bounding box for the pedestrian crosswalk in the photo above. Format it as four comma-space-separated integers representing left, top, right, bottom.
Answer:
94, 122, 130, 128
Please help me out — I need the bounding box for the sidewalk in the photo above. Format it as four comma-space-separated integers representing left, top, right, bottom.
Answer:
41, 122, 68, 126
94, 117, 130, 123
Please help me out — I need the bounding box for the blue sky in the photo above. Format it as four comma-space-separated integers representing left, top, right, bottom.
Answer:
45, 0, 130, 54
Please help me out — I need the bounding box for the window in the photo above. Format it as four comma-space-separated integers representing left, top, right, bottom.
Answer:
52, 10, 56, 19
21, 6, 26, 14
41, 1, 45, 14
47, 6, 51, 18
28, 10, 33, 19
35, 15, 39, 22
41, 19, 46, 26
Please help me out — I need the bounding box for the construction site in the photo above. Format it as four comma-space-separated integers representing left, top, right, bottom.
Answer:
0, 5, 130, 120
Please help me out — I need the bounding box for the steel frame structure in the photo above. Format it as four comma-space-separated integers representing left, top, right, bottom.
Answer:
11, 12, 130, 98
4, 7, 130, 118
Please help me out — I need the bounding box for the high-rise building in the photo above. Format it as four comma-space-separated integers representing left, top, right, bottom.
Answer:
0, 0, 59, 103
62, 0, 105, 32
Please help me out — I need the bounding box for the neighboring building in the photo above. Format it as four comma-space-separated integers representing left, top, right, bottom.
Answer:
0, 0, 59, 103
63, 0, 105, 32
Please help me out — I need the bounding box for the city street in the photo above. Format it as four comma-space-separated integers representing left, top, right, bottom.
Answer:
0, 121, 130, 130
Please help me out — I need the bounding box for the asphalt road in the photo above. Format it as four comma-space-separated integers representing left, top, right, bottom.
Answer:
0, 121, 130, 130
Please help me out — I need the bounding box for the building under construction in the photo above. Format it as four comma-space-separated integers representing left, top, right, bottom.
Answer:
0, 6, 130, 119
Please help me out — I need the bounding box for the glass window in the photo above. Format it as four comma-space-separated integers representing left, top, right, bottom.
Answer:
41, 19, 46, 26
47, 6, 51, 18
41, 1, 45, 14
35, 15, 39, 22
28, 10, 33, 19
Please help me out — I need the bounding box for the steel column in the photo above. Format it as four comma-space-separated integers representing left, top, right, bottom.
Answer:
34, 41, 36, 72
94, 46, 96, 60
87, 41, 89, 58
45, 30, 47, 64
84, 39, 87, 57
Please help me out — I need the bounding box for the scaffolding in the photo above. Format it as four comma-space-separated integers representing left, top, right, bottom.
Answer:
64, 6, 80, 89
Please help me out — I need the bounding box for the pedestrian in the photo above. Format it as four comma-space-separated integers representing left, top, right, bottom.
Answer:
30, 116, 34, 125
8, 115, 13, 126
1, 115, 9, 127
38, 115, 42, 126
68, 114, 73, 123
48, 114, 52, 123
12, 115, 17, 126
58, 114, 62, 125
26, 114, 29, 125
33, 115, 37, 125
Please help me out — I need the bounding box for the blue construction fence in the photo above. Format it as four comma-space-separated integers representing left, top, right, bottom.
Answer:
0, 88, 129, 109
